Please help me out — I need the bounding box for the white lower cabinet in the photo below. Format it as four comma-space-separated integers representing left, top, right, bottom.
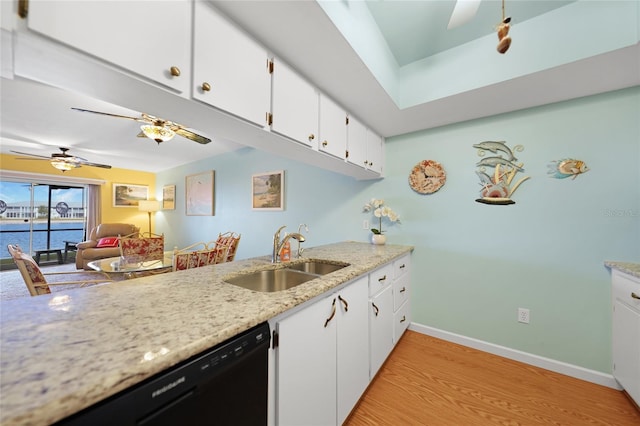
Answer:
272, 254, 412, 425
612, 269, 640, 405
369, 284, 394, 377
275, 276, 369, 426
393, 255, 411, 343
369, 254, 411, 378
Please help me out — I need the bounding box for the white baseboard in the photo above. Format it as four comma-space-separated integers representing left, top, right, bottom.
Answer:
408, 322, 622, 390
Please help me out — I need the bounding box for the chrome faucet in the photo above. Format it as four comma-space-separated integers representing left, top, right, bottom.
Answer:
296, 224, 309, 258
272, 225, 306, 263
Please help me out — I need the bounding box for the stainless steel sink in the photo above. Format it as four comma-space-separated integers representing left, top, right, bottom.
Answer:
224, 261, 349, 292
224, 268, 319, 292
285, 260, 349, 275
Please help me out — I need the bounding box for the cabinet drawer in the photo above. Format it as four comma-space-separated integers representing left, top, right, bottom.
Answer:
393, 301, 410, 343
369, 263, 394, 297
393, 255, 410, 279
393, 274, 410, 312
613, 270, 640, 311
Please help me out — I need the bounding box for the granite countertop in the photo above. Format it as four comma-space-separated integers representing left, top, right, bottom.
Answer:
0, 241, 413, 426
604, 261, 640, 279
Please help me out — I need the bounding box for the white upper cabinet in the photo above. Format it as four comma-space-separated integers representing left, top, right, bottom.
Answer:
366, 129, 384, 174
318, 94, 347, 160
347, 115, 368, 169
26, 0, 192, 94
347, 115, 385, 175
193, 1, 270, 127
270, 59, 319, 147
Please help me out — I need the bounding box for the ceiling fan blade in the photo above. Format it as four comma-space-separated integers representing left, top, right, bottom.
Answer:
79, 161, 112, 169
448, 0, 481, 29
174, 128, 212, 145
71, 107, 147, 123
11, 150, 52, 160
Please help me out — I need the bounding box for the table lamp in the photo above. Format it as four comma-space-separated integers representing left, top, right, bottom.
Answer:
138, 200, 160, 233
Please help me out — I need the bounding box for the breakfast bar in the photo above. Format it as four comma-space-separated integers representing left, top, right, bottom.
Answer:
0, 242, 413, 425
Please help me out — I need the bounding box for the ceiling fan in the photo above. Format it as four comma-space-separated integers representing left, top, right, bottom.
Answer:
71, 107, 212, 145
447, 0, 512, 53
11, 147, 112, 172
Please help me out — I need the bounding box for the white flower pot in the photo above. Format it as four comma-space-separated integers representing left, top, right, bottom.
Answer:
371, 234, 386, 245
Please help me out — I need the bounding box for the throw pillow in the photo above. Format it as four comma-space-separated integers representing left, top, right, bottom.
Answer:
96, 237, 119, 248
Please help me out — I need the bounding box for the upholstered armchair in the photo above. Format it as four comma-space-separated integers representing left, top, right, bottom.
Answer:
76, 223, 139, 270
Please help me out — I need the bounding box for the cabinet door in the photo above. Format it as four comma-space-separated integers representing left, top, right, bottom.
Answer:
369, 285, 394, 378
27, 0, 191, 94
271, 59, 319, 147
346, 115, 368, 169
613, 298, 640, 404
193, 1, 270, 127
337, 277, 370, 425
366, 129, 384, 174
612, 271, 640, 405
276, 295, 337, 426
319, 94, 347, 159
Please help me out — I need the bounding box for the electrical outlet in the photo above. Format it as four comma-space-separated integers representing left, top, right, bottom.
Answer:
363, 220, 369, 230
518, 308, 530, 324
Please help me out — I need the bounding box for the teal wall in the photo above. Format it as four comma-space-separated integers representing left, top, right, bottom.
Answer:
156, 86, 639, 374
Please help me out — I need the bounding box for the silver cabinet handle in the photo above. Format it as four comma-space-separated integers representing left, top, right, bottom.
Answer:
400, 287, 406, 293
400, 315, 406, 323
378, 275, 387, 282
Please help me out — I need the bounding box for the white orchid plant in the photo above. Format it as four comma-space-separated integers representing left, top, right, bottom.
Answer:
363, 198, 400, 235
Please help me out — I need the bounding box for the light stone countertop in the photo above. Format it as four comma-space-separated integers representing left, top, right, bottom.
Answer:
605, 261, 640, 279
0, 241, 413, 426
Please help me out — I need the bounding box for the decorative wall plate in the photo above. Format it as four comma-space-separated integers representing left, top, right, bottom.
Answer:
409, 160, 446, 194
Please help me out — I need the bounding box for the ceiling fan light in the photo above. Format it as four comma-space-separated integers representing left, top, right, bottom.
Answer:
50, 160, 78, 171
141, 125, 175, 143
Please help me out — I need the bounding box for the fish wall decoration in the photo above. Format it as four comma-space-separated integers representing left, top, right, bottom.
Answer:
547, 159, 589, 180
473, 140, 529, 205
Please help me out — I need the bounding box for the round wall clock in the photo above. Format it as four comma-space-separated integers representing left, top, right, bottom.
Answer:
409, 160, 446, 194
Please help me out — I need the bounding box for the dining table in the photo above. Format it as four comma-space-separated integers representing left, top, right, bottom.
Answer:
87, 253, 173, 279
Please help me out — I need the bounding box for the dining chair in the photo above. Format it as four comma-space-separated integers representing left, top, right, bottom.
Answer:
172, 242, 228, 272
215, 232, 241, 262
7, 244, 113, 297
119, 232, 165, 264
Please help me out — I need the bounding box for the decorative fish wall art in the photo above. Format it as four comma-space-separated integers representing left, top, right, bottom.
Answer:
473, 140, 530, 205
547, 159, 589, 180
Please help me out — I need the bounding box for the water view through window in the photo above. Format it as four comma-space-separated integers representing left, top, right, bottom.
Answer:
0, 181, 86, 256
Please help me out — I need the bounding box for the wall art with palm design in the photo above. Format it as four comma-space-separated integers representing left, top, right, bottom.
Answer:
252, 170, 284, 211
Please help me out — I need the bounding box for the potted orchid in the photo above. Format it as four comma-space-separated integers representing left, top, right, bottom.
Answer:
363, 198, 400, 245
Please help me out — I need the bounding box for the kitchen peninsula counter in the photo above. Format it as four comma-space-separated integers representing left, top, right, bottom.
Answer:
605, 261, 640, 279
0, 241, 413, 425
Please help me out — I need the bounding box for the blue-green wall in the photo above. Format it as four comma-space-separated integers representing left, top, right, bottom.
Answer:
156, 86, 639, 374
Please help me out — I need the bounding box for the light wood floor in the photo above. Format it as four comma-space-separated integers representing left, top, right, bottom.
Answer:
345, 330, 640, 425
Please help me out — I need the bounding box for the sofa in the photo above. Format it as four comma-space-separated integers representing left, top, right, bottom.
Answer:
75, 223, 139, 270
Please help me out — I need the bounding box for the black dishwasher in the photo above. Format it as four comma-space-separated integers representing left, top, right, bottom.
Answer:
58, 322, 270, 426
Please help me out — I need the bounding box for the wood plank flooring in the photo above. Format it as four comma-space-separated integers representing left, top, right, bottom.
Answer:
345, 330, 640, 425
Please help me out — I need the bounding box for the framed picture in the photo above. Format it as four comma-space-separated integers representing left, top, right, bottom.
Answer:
252, 170, 284, 211
113, 183, 148, 207
162, 185, 176, 210
186, 171, 214, 216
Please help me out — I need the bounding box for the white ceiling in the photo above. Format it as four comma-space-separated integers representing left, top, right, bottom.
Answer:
1, 0, 637, 173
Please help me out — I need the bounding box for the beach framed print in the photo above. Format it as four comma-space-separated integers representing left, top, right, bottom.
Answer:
113, 183, 148, 207
185, 171, 215, 216
252, 170, 284, 211
162, 184, 176, 210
